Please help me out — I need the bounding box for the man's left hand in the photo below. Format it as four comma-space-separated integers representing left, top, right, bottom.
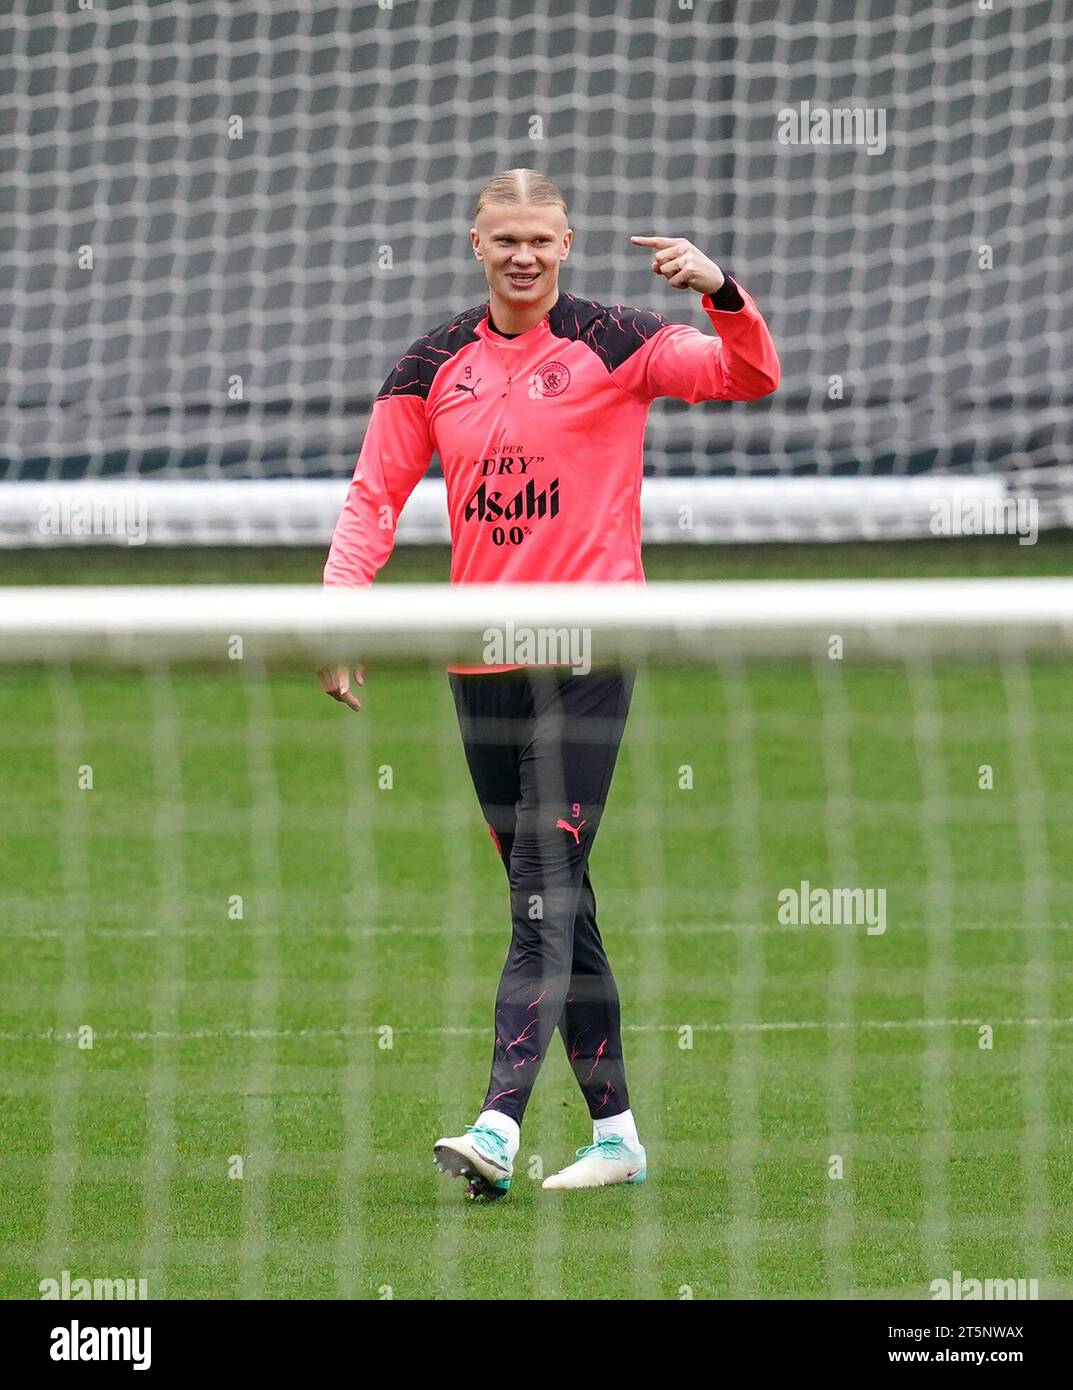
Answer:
630, 235, 725, 296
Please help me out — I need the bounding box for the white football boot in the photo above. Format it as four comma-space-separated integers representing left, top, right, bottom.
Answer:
542, 1133, 647, 1190
433, 1124, 513, 1202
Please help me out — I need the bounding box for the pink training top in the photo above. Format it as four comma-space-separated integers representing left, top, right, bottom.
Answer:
324, 277, 780, 671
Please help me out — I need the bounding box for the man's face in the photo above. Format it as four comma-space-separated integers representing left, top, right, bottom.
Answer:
470, 203, 572, 301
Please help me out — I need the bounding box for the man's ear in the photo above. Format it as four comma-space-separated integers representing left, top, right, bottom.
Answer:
470, 228, 482, 260
560, 228, 573, 260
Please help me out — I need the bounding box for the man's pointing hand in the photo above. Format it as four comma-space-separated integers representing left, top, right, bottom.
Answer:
630, 235, 725, 296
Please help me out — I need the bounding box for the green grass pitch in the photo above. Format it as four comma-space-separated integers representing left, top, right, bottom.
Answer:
1, 538, 1072, 1300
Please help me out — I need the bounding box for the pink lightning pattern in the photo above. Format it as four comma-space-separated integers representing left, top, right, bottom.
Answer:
504, 1017, 539, 1051
491, 989, 613, 1110
593, 1081, 616, 1112
586, 1036, 608, 1081
492, 989, 549, 1076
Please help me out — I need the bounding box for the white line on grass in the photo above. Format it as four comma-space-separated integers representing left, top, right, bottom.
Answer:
5, 1015, 1073, 1045
8, 913, 1070, 939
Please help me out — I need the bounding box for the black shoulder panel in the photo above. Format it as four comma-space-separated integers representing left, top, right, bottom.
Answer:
547, 291, 666, 373
376, 304, 486, 400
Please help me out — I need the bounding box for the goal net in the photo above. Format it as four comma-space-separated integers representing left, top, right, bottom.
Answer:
3, 0, 1071, 544
1, 577, 1071, 1298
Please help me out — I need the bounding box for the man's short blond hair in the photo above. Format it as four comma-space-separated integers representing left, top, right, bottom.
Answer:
473, 168, 568, 220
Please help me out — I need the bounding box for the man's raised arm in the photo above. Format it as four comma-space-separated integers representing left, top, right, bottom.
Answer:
612, 234, 780, 404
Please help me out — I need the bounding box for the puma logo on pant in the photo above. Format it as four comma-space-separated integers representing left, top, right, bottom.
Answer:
556, 817, 586, 844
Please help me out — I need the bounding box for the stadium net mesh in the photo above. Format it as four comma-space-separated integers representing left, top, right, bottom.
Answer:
3, 0, 1071, 543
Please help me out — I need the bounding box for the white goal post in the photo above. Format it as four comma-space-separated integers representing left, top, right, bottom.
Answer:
4, 579, 1073, 667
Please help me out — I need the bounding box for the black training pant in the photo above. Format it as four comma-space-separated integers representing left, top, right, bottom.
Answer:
448, 665, 635, 1126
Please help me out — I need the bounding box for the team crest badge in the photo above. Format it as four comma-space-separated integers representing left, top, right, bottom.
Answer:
529, 361, 570, 399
